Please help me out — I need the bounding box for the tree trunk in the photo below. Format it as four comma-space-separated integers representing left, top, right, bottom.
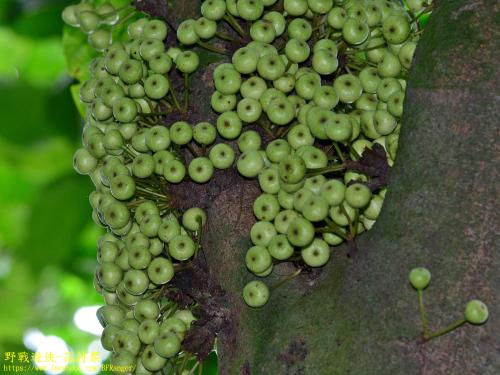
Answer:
139, 0, 500, 373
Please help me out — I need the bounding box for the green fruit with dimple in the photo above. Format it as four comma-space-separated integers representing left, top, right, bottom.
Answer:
144, 74, 170, 99
301, 238, 330, 267
113, 329, 141, 355
73, 148, 98, 175
138, 320, 160, 345
110, 350, 136, 370
287, 217, 314, 247
464, 300, 489, 325
245, 246, 272, 274
345, 183, 372, 208
148, 257, 174, 285
123, 269, 149, 295
154, 332, 181, 358
134, 299, 160, 321
128, 246, 152, 269
237, 150, 265, 178
243, 280, 270, 307
278, 156, 306, 184
409, 267, 431, 290
250, 221, 277, 246
383, 15, 411, 44
267, 235, 294, 260
141, 345, 167, 371
101, 324, 120, 351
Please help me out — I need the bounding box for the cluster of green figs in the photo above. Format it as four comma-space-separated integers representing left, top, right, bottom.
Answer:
194, 0, 426, 308
66, 0, 434, 371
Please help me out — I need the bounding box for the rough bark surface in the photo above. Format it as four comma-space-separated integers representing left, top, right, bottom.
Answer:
139, 0, 500, 374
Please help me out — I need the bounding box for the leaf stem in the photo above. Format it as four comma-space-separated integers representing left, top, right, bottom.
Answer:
306, 163, 346, 177
351, 208, 360, 237
110, 10, 135, 29
99, 4, 133, 18
270, 268, 302, 291
136, 186, 169, 199
188, 361, 200, 375
332, 142, 346, 163
169, 83, 182, 111
345, 43, 387, 54
196, 41, 227, 55
216, 32, 239, 43
183, 73, 189, 112
348, 144, 361, 160
140, 111, 169, 117
257, 118, 276, 139
121, 145, 137, 158
324, 218, 349, 240
223, 13, 247, 38
424, 318, 466, 341
339, 202, 354, 235
195, 216, 203, 257
178, 353, 190, 374
409, 4, 434, 24
418, 289, 430, 337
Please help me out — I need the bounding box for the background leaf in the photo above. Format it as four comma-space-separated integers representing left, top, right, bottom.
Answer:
62, 25, 97, 82
0, 27, 67, 85
20, 175, 94, 269
12, 2, 73, 38
0, 261, 35, 346
0, 82, 80, 143
70, 83, 86, 118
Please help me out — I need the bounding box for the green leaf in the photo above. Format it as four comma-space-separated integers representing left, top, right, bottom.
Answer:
0, 137, 77, 249
0, 203, 30, 249
20, 174, 94, 268
70, 83, 86, 118
62, 25, 97, 82
203, 352, 218, 375
0, 156, 36, 203
0, 260, 36, 343
0, 0, 20, 28
12, 1, 75, 39
12, 139, 75, 185
78, 222, 104, 258
0, 27, 66, 86
0, 82, 80, 143
0, 162, 32, 248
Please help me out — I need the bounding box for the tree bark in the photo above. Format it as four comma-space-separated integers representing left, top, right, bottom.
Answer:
139, 0, 500, 373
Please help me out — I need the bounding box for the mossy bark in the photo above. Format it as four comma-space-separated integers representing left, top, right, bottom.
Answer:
141, 0, 500, 373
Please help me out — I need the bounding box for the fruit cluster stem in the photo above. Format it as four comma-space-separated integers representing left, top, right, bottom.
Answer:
172, 93, 182, 112
332, 142, 345, 163
424, 318, 466, 341
216, 32, 239, 43
418, 289, 430, 336
306, 163, 346, 177
111, 10, 136, 30
99, 4, 132, 18
183, 73, 190, 112
223, 13, 247, 38
410, 4, 434, 25
270, 268, 302, 291
196, 41, 227, 55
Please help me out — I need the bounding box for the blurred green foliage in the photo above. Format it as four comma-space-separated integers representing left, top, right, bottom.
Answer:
0, 0, 103, 367
0, 0, 218, 373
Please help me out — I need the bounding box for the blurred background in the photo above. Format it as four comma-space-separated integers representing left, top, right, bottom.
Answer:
0, 0, 218, 374
0, 0, 109, 373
